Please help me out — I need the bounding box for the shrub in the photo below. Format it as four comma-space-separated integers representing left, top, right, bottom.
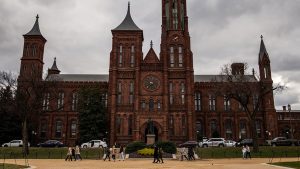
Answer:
157, 141, 177, 154
137, 148, 154, 156
125, 141, 146, 154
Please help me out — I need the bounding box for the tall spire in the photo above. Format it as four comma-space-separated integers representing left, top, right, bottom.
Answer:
113, 2, 142, 31
259, 35, 269, 61
25, 14, 43, 36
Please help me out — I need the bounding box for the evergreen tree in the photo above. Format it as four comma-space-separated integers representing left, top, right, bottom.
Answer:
78, 88, 107, 144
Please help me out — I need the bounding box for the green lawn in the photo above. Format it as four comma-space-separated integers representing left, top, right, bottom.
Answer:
0, 163, 29, 169
270, 162, 300, 169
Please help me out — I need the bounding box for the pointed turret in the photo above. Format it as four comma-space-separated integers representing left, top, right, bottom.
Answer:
259, 35, 270, 62
25, 15, 44, 37
113, 2, 142, 31
48, 57, 61, 75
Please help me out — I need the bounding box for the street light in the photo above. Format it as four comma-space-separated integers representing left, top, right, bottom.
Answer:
288, 104, 293, 139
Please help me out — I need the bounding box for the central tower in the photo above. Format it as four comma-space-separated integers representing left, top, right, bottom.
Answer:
160, 0, 195, 142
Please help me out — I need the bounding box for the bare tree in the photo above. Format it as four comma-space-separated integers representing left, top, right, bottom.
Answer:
212, 63, 284, 152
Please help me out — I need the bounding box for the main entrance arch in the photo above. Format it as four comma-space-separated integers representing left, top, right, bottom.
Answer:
140, 121, 162, 143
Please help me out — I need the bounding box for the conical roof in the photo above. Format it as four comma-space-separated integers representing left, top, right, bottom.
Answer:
25, 15, 43, 36
50, 58, 60, 72
113, 3, 141, 31
259, 35, 269, 62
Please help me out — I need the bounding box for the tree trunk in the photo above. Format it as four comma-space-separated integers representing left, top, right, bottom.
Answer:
250, 119, 259, 153
22, 117, 29, 156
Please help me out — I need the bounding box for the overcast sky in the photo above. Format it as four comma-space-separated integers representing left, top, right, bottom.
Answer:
1, 0, 300, 110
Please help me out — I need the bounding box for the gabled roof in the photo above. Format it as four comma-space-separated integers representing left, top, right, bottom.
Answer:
24, 15, 44, 36
113, 3, 142, 31
46, 74, 109, 82
143, 42, 160, 64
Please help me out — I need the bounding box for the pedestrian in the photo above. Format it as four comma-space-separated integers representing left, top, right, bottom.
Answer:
103, 147, 111, 161
246, 145, 251, 159
71, 147, 76, 161
75, 145, 82, 160
158, 147, 164, 163
65, 147, 73, 161
242, 146, 246, 159
119, 145, 125, 161
180, 147, 188, 161
153, 145, 159, 163
112, 147, 116, 162
188, 147, 195, 160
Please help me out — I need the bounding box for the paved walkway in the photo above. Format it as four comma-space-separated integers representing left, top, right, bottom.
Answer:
2, 158, 299, 169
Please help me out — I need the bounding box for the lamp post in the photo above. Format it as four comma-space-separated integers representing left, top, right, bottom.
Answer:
288, 104, 293, 139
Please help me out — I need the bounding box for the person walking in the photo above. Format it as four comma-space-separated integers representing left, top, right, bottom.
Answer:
119, 145, 125, 161
246, 145, 251, 159
65, 147, 73, 161
75, 145, 82, 160
103, 147, 111, 161
158, 147, 164, 163
153, 145, 159, 163
112, 147, 116, 162
180, 147, 188, 161
71, 147, 76, 161
242, 146, 246, 159
188, 147, 195, 160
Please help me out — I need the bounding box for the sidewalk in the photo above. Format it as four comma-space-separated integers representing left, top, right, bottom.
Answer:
2, 158, 299, 169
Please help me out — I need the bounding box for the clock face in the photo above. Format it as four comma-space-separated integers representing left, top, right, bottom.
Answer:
143, 76, 160, 91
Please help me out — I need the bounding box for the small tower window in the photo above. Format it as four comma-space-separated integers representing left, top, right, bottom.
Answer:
57, 92, 64, 110
71, 92, 78, 111
179, 47, 183, 67
130, 45, 135, 67
172, 0, 178, 29
170, 47, 174, 67
117, 82, 122, 104
264, 67, 268, 79
119, 45, 123, 67
129, 82, 134, 104
149, 99, 154, 112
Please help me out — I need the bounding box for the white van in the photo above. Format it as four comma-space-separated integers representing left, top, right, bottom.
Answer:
81, 140, 107, 148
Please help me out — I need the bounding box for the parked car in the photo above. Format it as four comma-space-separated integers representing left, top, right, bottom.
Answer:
179, 141, 199, 147
199, 138, 226, 147
37, 140, 65, 147
2, 140, 30, 147
81, 140, 107, 148
271, 137, 299, 146
236, 139, 253, 147
224, 140, 236, 147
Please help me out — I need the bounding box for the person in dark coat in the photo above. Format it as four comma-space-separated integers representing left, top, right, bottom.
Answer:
158, 147, 164, 163
153, 145, 159, 163
71, 147, 76, 161
188, 146, 195, 160
103, 147, 111, 161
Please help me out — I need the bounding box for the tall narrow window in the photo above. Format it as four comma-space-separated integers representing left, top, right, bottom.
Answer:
209, 95, 216, 111
182, 115, 186, 136
72, 92, 78, 111
129, 82, 134, 104
170, 47, 174, 67
169, 115, 174, 135
210, 120, 218, 138
116, 116, 121, 135
264, 67, 267, 79
55, 120, 62, 138
225, 120, 233, 139
149, 99, 154, 112
179, 47, 183, 67
104, 93, 108, 107
57, 92, 64, 110
25, 44, 30, 57
130, 45, 135, 67
70, 120, 77, 138
128, 115, 133, 135
196, 121, 203, 138
180, 0, 185, 30
117, 82, 122, 104
256, 120, 262, 138
172, 0, 178, 29
141, 100, 146, 110
195, 92, 201, 111
224, 95, 230, 111
119, 45, 123, 67
157, 100, 161, 111
40, 120, 47, 138
169, 82, 174, 105
43, 93, 50, 111
32, 44, 37, 57
181, 82, 185, 104
253, 94, 259, 110
165, 1, 170, 29
239, 120, 247, 139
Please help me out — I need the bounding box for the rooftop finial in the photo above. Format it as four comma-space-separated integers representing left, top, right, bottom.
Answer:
128, 2, 130, 11
261, 35, 263, 40
54, 57, 56, 62
36, 14, 39, 20
150, 40, 153, 48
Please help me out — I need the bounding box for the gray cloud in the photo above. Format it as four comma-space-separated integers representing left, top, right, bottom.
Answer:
0, 0, 300, 109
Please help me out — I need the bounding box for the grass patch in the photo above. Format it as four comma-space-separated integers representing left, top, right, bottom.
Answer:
270, 162, 300, 169
195, 146, 300, 159
0, 147, 104, 159
0, 163, 29, 169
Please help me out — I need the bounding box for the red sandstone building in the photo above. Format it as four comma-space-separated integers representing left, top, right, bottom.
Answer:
17, 1, 298, 146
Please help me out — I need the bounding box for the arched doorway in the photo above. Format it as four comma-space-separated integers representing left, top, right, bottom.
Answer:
144, 126, 159, 143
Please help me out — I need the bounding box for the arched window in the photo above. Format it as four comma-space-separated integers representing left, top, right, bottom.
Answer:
195, 92, 201, 111
43, 93, 50, 111
182, 115, 186, 136
169, 115, 174, 135
71, 92, 78, 111
196, 120, 203, 139
128, 115, 133, 135
170, 47, 174, 67
239, 120, 247, 139
57, 92, 64, 110
256, 120, 262, 138
210, 120, 219, 138
178, 47, 183, 67
149, 99, 154, 112
116, 115, 122, 135
209, 94, 216, 111
32, 44, 37, 57
117, 82, 122, 105
55, 120, 62, 138
70, 120, 77, 138
119, 45, 123, 67
130, 45, 135, 67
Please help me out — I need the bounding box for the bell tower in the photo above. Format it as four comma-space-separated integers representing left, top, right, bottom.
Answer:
160, 0, 196, 142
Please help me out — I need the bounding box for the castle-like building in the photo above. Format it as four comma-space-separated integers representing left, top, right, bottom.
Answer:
18, 0, 294, 146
